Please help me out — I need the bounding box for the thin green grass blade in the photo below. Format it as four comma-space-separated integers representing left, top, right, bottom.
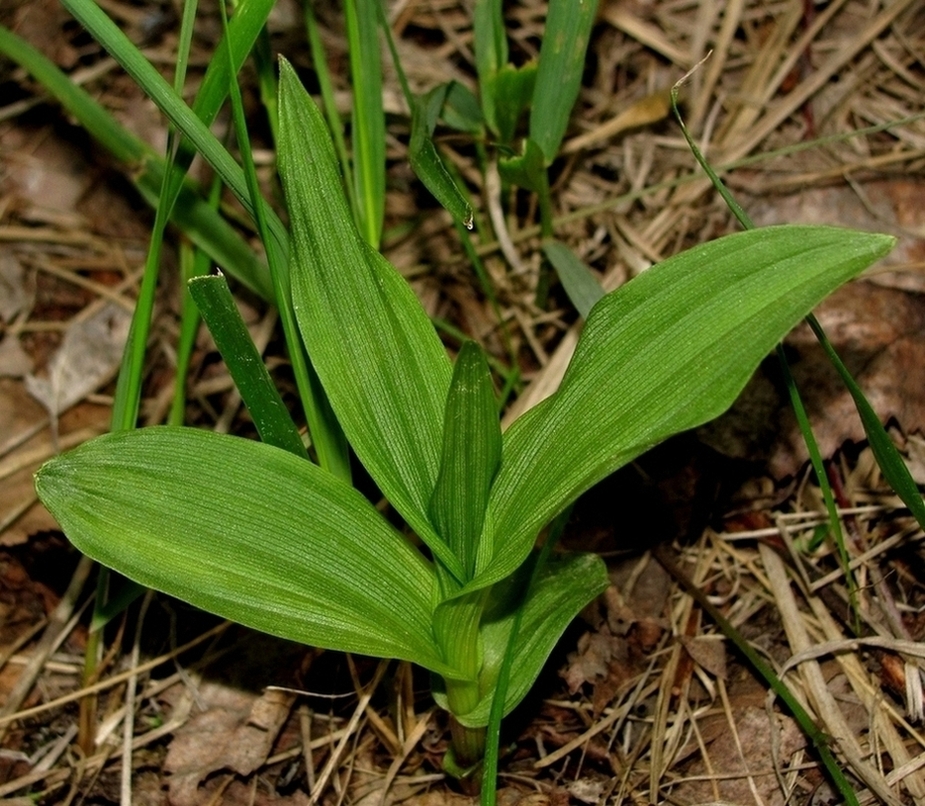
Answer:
35, 428, 453, 675
59, 0, 288, 257
98, 0, 203, 635
189, 274, 307, 459
189, 0, 276, 126
344, 0, 385, 247
429, 342, 501, 581
776, 343, 858, 623
542, 240, 604, 319
807, 315, 925, 529
529, 0, 598, 163
110, 0, 202, 433
474, 226, 895, 591
169, 176, 221, 425
252, 26, 279, 142
473, 0, 507, 136
219, 0, 351, 480
303, 2, 358, 222
277, 60, 461, 576
0, 23, 138, 162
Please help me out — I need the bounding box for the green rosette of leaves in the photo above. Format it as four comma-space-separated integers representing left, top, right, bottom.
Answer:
35, 59, 894, 757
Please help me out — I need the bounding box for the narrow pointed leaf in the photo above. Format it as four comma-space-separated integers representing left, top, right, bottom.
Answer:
529, 0, 598, 163
430, 342, 501, 581
276, 60, 458, 572
473, 226, 895, 586
542, 240, 604, 319
433, 551, 608, 726
188, 274, 307, 459
345, 0, 385, 246
410, 87, 473, 227
473, 0, 507, 136
806, 314, 925, 529
35, 427, 453, 675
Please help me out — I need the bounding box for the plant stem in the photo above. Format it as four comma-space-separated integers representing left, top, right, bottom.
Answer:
449, 716, 487, 785
434, 581, 489, 783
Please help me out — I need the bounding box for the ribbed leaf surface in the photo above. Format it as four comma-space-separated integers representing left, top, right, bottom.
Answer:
430, 342, 501, 582
35, 427, 452, 675
474, 226, 895, 587
277, 59, 457, 572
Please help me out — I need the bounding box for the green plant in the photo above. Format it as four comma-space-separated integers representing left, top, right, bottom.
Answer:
33, 57, 895, 783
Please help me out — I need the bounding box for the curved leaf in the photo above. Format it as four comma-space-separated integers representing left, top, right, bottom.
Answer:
410, 87, 473, 227
430, 342, 501, 582
433, 551, 608, 726
277, 60, 458, 573
35, 427, 454, 676
473, 225, 895, 587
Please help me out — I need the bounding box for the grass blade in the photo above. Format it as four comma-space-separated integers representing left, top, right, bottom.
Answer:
189, 274, 307, 459
303, 2, 357, 221
59, 0, 288, 257
529, 0, 598, 163
473, 0, 507, 136
344, 0, 385, 247
542, 240, 605, 319
807, 315, 925, 529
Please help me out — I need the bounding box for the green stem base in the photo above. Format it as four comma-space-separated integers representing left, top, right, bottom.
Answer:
446, 715, 486, 795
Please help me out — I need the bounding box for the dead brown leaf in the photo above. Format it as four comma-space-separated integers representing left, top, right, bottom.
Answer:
164, 684, 296, 806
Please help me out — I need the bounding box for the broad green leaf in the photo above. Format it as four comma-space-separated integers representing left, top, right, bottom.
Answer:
433, 551, 608, 726
473, 0, 508, 136
494, 63, 537, 146
276, 60, 459, 575
410, 87, 473, 228
542, 240, 605, 319
188, 274, 307, 459
473, 226, 895, 587
529, 0, 598, 163
430, 342, 501, 582
345, 0, 385, 247
35, 427, 455, 675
